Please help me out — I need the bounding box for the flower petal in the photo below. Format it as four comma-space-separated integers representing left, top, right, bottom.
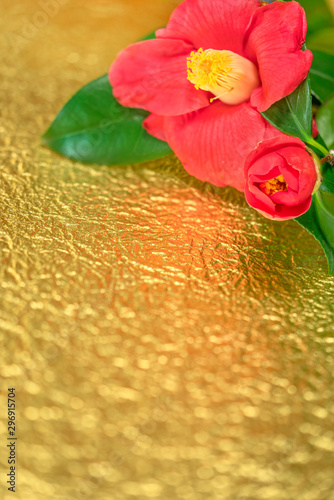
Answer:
109, 39, 210, 116
248, 155, 282, 182
245, 135, 307, 166
277, 156, 299, 192
244, 135, 316, 220
162, 102, 270, 192
312, 118, 319, 138
245, 1, 313, 111
157, 0, 260, 56
143, 114, 166, 142
247, 183, 277, 214
246, 188, 312, 220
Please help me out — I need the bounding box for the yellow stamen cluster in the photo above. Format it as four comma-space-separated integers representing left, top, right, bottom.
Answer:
186, 47, 260, 105
187, 48, 235, 93
260, 174, 288, 196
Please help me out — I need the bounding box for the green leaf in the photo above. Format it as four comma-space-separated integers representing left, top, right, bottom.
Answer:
261, 78, 313, 141
314, 190, 334, 273
297, 0, 334, 37
296, 192, 334, 274
308, 27, 334, 56
42, 75, 172, 165
320, 163, 334, 193
317, 94, 334, 149
309, 50, 334, 102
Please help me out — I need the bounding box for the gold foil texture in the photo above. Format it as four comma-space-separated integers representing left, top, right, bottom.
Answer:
1, 1, 334, 499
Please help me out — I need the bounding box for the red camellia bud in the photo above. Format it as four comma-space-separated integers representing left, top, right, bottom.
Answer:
244, 135, 322, 220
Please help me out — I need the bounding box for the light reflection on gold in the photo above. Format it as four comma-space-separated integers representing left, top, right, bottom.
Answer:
1, 1, 334, 499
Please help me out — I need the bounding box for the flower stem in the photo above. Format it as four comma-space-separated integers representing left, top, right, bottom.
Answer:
306, 138, 329, 157
320, 154, 334, 166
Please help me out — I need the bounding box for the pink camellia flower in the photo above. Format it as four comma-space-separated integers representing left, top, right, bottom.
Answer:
109, 0, 312, 191
244, 135, 321, 220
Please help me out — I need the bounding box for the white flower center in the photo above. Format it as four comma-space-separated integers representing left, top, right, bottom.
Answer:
187, 48, 260, 105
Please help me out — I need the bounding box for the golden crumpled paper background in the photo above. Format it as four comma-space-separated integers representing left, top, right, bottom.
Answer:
1, 1, 334, 499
